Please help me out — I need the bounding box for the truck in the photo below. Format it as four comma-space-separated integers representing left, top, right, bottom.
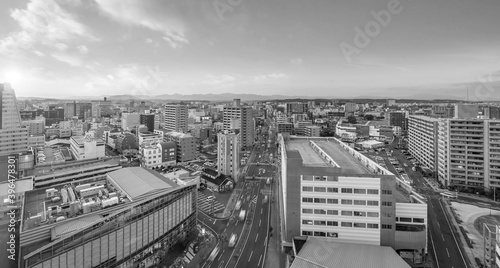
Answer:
228, 233, 238, 248
235, 200, 242, 210
208, 246, 220, 261
239, 210, 246, 222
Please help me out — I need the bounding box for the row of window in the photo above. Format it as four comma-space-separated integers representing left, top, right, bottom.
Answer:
302, 231, 339, 237
302, 197, 385, 206
396, 217, 425, 223
302, 209, 379, 217
302, 221, 380, 229
302, 176, 338, 182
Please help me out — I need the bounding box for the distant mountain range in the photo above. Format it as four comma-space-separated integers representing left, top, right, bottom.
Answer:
18, 92, 468, 102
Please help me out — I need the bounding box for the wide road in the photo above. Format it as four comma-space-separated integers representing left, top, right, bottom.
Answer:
388, 137, 468, 268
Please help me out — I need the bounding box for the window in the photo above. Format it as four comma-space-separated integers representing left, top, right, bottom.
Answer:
353, 222, 366, 228
353, 200, 366, 205
367, 223, 379, 229
327, 198, 338, 204
382, 190, 393, 195
353, 211, 366, 217
327, 176, 339, 182
341, 222, 353, 227
314, 220, 326, 226
341, 188, 353, 193
314, 198, 326, 203
341, 199, 353, 205
327, 221, 338, 226
367, 201, 379, 206
367, 212, 379, 217
382, 224, 393, 229
314, 187, 326, 192
327, 187, 338, 193
302, 197, 313, 203
341, 211, 353, 216
327, 210, 338, 215
302, 175, 313, 181
382, 201, 393, 207
353, 188, 366, 194
313, 231, 326, 237
327, 232, 338, 237
302, 220, 313, 225
302, 186, 313, 192
314, 176, 326, 181
413, 218, 425, 223
302, 208, 313, 214
314, 209, 326, 215
399, 217, 412, 222
302, 231, 313, 236
367, 189, 379, 195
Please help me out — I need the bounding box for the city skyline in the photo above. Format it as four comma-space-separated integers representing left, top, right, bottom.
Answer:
0, 0, 499, 99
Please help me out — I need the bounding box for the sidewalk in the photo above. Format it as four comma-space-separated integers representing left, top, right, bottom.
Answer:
264, 169, 284, 268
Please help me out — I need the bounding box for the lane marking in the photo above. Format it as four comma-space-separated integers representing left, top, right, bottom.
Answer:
442, 234, 445, 241
261, 208, 263, 214
446, 248, 450, 258
218, 250, 225, 260
248, 251, 253, 262
255, 233, 259, 242
258, 255, 262, 266
259, 219, 261, 227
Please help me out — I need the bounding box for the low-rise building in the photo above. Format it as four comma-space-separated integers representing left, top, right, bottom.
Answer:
164, 132, 197, 163
69, 135, 105, 160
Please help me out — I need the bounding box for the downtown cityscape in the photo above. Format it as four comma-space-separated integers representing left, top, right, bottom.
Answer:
1, 1, 500, 268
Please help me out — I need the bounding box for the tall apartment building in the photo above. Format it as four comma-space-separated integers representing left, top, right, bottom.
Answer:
164, 131, 196, 162
140, 113, 155, 132
223, 99, 254, 150
388, 112, 407, 130
286, 102, 308, 115
217, 132, 240, 179
63, 101, 92, 120
437, 118, 500, 191
278, 135, 427, 260
454, 104, 479, 119
344, 102, 357, 113
21, 118, 45, 136
432, 105, 454, 118
0, 83, 28, 156
408, 116, 439, 174
164, 104, 188, 133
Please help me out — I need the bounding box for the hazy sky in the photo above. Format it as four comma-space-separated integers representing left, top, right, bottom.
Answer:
1, 0, 499, 99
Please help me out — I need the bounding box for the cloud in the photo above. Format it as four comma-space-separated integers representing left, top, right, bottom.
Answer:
95, 0, 189, 48
52, 52, 82, 66
291, 58, 303, 66
77, 45, 89, 54
55, 43, 68, 51
33, 50, 45, 57
0, 0, 97, 56
254, 73, 289, 81
202, 74, 236, 85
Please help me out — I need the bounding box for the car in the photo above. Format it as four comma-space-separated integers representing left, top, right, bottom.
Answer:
403, 163, 408, 167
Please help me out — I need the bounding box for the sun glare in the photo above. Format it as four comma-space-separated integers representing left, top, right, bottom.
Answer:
3, 69, 22, 85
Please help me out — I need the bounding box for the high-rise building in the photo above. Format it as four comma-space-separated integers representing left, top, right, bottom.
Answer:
388, 112, 406, 130
223, 99, 254, 150
278, 135, 427, 258
63, 101, 92, 120
344, 102, 357, 113
437, 118, 500, 191
454, 104, 479, 119
217, 132, 240, 179
286, 102, 308, 115
164, 104, 188, 133
0, 83, 28, 156
140, 113, 155, 132
408, 116, 439, 173
21, 118, 45, 136
164, 131, 196, 162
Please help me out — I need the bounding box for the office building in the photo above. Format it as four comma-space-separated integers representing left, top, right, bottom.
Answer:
295, 121, 313, 136
121, 113, 140, 131
286, 102, 309, 115
437, 118, 500, 191
0, 83, 29, 156
344, 102, 357, 113
140, 113, 155, 132
20, 167, 197, 268
137, 131, 163, 147
278, 135, 427, 262
217, 132, 240, 179
432, 105, 454, 118
408, 116, 439, 173
387, 99, 396, 106
223, 99, 255, 150
388, 112, 406, 130
454, 104, 479, 119
277, 123, 294, 134
21, 118, 45, 136
304, 125, 321, 137
140, 141, 176, 169
164, 104, 188, 133
164, 132, 196, 162
69, 135, 105, 160
63, 101, 92, 120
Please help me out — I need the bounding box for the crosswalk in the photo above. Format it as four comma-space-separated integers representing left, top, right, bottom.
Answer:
197, 192, 225, 213
251, 195, 258, 204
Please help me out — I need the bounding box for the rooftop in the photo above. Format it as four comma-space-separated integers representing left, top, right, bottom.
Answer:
166, 131, 193, 138
290, 237, 410, 268
107, 167, 178, 200
71, 136, 104, 145
285, 137, 372, 174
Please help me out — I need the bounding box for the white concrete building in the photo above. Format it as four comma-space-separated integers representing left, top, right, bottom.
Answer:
69, 135, 105, 160
217, 132, 240, 179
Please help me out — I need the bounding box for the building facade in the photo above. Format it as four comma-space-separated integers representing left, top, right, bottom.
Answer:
121, 113, 140, 131
164, 104, 188, 133
217, 132, 240, 179
0, 83, 29, 156
408, 116, 439, 174
388, 112, 407, 130
140, 114, 155, 132
223, 99, 255, 150
69, 136, 105, 160
164, 132, 196, 163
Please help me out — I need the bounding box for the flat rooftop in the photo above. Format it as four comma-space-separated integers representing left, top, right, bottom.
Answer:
286, 138, 372, 174
32, 157, 120, 177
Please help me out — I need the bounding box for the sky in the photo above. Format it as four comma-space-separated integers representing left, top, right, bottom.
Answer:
0, 0, 499, 99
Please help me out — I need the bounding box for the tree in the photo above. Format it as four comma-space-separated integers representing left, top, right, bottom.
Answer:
347, 115, 357, 124
364, 114, 374, 120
